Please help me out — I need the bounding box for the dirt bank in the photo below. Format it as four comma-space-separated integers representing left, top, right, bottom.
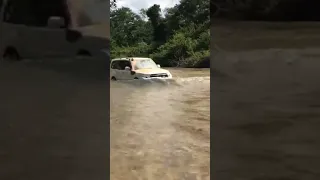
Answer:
212, 22, 320, 179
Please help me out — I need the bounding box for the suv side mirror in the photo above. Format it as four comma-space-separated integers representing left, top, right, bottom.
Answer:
47, 16, 65, 28
157, 64, 161, 68
125, 66, 131, 71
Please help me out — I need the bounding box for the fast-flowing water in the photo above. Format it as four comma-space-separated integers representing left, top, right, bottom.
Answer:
110, 68, 210, 180
0, 59, 210, 179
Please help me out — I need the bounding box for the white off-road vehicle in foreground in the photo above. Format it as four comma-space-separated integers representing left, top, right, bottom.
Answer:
110, 57, 172, 80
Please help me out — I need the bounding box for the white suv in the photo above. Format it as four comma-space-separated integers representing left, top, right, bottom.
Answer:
110, 57, 172, 80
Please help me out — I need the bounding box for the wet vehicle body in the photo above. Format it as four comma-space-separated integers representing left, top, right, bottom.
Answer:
110, 57, 173, 81
0, 0, 109, 61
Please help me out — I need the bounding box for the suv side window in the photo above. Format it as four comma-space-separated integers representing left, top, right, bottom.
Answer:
111, 61, 120, 69
118, 60, 132, 70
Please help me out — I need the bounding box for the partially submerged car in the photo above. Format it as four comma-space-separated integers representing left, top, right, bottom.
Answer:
110, 57, 172, 80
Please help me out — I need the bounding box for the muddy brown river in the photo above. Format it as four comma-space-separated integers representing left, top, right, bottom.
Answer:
110, 68, 210, 180
0, 59, 209, 179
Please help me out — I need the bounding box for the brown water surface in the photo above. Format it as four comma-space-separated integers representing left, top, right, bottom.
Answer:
110, 68, 210, 180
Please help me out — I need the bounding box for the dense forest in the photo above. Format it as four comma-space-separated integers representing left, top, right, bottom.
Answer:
212, 0, 320, 21
110, 0, 210, 68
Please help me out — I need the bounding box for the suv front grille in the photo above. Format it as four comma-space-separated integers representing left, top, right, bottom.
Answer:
150, 73, 168, 78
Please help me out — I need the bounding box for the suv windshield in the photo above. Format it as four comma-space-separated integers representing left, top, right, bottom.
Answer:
134, 59, 158, 69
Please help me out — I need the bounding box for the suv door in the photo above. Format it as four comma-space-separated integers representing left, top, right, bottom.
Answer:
118, 60, 133, 80
110, 60, 120, 79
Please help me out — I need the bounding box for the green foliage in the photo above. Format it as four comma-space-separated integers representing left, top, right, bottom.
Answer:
111, 43, 152, 59
151, 32, 197, 66
185, 50, 210, 67
196, 30, 210, 50
111, 0, 210, 67
151, 27, 210, 67
110, 0, 116, 9
111, 7, 153, 47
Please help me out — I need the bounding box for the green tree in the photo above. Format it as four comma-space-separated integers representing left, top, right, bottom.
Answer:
165, 0, 210, 35
146, 5, 168, 44
111, 7, 152, 47
111, 0, 210, 67
110, 0, 116, 8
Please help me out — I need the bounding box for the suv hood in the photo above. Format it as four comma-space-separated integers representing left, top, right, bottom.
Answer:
135, 68, 169, 75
